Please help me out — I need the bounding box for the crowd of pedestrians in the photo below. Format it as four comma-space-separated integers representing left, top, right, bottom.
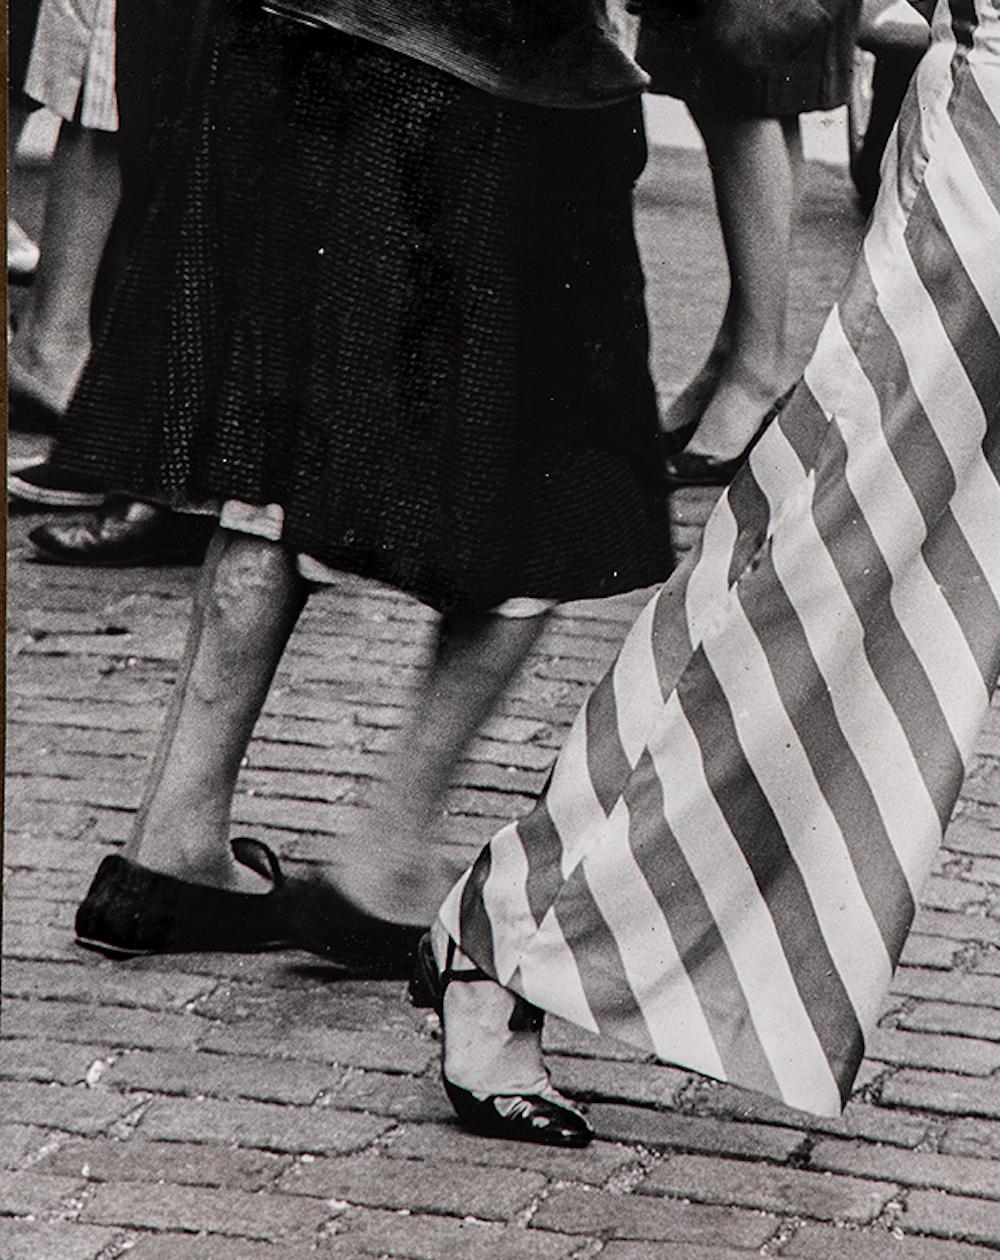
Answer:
8, 0, 999, 1150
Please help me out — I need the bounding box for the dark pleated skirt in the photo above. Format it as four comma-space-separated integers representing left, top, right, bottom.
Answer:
637, 0, 863, 117
56, 5, 673, 613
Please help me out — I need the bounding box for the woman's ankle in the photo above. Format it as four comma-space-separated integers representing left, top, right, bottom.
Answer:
125, 828, 261, 892
442, 972, 549, 1097
685, 367, 789, 458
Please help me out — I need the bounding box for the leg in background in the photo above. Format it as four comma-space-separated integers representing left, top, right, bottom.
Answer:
660, 292, 733, 438
7, 98, 41, 278
10, 120, 120, 411
680, 109, 803, 459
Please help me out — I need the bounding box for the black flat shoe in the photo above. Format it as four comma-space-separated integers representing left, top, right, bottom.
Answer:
28, 499, 215, 567
75, 839, 296, 958
410, 932, 594, 1148
75, 838, 424, 977
285, 862, 426, 978
663, 386, 795, 489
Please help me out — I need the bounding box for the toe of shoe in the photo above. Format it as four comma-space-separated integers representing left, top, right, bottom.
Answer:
28, 522, 97, 561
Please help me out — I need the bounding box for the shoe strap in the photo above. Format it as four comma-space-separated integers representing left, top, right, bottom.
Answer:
442, 964, 493, 984
441, 936, 492, 986
442, 940, 543, 1032
231, 837, 285, 888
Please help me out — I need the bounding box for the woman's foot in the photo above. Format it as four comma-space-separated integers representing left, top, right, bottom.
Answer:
75, 837, 423, 974
662, 356, 794, 487
658, 331, 733, 452
129, 825, 270, 894
663, 388, 794, 488
28, 501, 216, 567
680, 359, 792, 460
415, 927, 594, 1147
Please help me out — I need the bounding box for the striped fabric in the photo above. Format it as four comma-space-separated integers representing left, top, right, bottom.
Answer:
439, 0, 1000, 1118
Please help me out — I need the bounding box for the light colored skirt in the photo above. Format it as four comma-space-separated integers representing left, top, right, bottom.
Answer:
25, 0, 117, 130
440, 0, 1000, 1117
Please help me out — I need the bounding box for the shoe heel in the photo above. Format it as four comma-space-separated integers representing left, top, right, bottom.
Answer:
408, 932, 442, 1012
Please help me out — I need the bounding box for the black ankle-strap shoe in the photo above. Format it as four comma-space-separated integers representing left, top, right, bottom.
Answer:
410, 931, 594, 1148
443, 1078, 593, 1148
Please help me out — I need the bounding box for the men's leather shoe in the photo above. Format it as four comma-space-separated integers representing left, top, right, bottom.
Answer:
75, 838, 426, 978
28, 499, 215, 567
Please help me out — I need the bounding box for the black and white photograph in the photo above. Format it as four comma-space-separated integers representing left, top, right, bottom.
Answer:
4, 0, 1000, 1255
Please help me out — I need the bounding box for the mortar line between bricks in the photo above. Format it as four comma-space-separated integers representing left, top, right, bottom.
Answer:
877, 1185, 909, 1234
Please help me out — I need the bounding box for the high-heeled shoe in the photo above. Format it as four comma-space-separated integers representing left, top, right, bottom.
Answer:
656, 415, 700, 459
410, 932, 594, 1147
663, 386, 796, 488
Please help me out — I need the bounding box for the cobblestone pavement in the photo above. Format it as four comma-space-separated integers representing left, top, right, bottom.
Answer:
5, 148, 1000, 1259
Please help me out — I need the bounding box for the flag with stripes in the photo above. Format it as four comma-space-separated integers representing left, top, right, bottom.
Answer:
439, 0, 1000, 1116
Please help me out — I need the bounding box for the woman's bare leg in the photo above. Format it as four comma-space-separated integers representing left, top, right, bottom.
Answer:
341, 608, 552, 924
10, 121, 120, 411
681, 111, 803, 459
127, 530, 308, 891
128, 534, 546, 918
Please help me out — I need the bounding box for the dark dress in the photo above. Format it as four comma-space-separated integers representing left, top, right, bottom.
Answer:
9, 0, 42, 99
56, 3, 673, 614
637, 0, 863, 116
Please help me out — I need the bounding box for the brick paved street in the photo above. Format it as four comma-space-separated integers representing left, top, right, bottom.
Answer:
5, 145, 1000, 1258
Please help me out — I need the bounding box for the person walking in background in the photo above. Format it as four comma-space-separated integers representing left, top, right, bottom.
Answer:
11, 0, 218, 563
849, 0, 933, 210
7, 0, 120, 469
638, 0, 863, 486
418, 0, 1000, 1146
52, 2, 673, 972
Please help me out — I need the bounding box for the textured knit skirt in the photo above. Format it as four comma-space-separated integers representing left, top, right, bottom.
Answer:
54, 5, 673, 613
636, 0, 863, 116
440, 0, 1000, 1116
